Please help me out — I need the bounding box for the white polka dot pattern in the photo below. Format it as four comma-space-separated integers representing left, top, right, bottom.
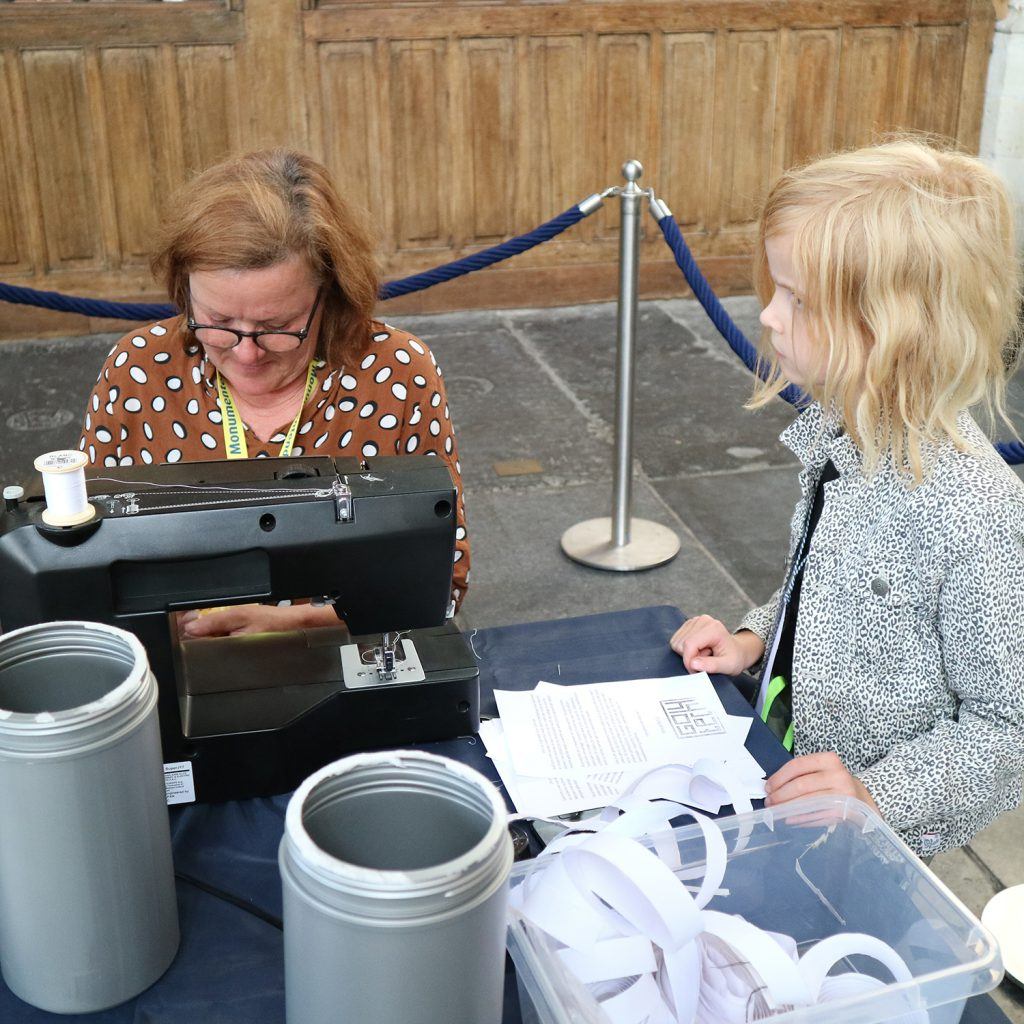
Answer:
80, 317, 470, 604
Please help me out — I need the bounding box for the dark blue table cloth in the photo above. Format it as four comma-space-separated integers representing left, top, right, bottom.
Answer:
0, 606, 1009, 1023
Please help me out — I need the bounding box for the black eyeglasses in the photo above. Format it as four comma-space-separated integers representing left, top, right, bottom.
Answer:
186, 287, 323, 352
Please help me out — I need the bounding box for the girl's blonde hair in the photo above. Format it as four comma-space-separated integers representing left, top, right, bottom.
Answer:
752, 138, 1021, 480
152, 149, 379, 367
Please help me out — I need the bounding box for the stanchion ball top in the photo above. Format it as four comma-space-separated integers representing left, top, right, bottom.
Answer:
621, 160, 643, 182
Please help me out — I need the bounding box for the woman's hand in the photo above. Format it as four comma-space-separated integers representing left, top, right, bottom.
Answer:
764, 752, 879, 813
180, 603, 339, 638
669, 617, 764, 675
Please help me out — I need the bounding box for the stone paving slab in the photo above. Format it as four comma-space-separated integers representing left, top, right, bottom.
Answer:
962, 809, 1024, 889
487, 301, 796, 479
995, 982, 1024, 1023
456, 477, 753, 632
0, 333, 115, 488
932, 848, 1001, 921
654, 465, 801, 608
410, 316, 614, 493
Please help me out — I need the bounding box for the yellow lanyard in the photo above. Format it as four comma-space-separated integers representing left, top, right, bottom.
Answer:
216, 359, 319, 459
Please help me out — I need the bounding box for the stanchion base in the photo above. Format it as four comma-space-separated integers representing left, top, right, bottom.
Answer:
561, 517, 680, 572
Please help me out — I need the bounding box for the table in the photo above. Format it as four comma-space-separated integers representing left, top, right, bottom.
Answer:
0, 606, 1009, 1023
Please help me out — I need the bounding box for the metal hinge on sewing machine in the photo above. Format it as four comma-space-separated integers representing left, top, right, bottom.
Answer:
332, 478, 354, 523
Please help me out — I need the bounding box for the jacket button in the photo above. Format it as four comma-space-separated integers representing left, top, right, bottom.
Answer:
871, 577, 889, 596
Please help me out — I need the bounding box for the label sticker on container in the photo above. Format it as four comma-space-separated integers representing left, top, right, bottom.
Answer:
164, 761, 197, 805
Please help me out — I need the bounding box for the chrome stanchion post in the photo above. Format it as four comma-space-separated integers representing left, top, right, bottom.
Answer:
561, 161, 680, 571
611, 161, 642, 547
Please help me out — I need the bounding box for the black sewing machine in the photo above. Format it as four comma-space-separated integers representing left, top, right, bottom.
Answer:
0, 456, 479, 802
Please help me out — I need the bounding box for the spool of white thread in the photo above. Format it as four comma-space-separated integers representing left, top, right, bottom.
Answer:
32, 451, 95, 527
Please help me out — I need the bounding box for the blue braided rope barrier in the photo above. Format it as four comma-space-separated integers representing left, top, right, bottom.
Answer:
0, 200, 598, 322
1000, 440, 1024, 462
379, 203, 593, 300
655, 212, 808, 411
0, 282, 175, 321
653, 208, 1024, 467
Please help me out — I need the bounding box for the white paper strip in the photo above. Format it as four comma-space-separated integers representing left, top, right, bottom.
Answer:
798, 932, 914, 999
599, 972, 677, 1024
700, 910, 812, 1009
563, 833, 703, 952
558, 936, 657, 983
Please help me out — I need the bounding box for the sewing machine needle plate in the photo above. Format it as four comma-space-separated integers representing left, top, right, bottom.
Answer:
340, 639, 427, 689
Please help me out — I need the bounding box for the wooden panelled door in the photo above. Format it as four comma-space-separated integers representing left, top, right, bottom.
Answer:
0, 0, 996, 339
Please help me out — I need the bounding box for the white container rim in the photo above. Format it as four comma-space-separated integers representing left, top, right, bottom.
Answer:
285, 749, 510, 890
0, 621, 151, 741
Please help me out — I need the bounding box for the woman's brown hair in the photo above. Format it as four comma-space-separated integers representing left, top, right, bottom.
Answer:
151, 149, 379, 367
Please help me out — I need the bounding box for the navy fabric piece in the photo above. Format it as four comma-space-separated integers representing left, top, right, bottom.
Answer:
0, 605, 1007, 1023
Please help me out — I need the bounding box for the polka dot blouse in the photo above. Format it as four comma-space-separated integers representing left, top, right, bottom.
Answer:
79, 317, 470, 607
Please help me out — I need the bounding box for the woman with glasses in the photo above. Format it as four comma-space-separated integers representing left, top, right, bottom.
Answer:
79, 149, 469, 636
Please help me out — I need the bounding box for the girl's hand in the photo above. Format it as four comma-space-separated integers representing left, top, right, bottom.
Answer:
764, 752, 879, 813
669, 617, 765, 675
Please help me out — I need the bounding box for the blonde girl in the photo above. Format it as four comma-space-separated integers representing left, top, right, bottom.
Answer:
670, 140, 1024, 857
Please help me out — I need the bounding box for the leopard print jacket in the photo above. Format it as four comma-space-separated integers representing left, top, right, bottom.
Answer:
739, 403, 1024, 856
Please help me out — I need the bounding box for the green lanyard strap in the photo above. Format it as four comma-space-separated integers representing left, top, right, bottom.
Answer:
761, 675, 795, 753
216, 359, 319, 459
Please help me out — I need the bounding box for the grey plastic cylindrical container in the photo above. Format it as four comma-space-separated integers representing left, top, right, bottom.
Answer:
0, 621, 180, 1014
280, 750, 513, 1024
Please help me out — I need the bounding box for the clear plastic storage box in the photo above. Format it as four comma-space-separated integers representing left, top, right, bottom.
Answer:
507, 796, 1003, 1024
